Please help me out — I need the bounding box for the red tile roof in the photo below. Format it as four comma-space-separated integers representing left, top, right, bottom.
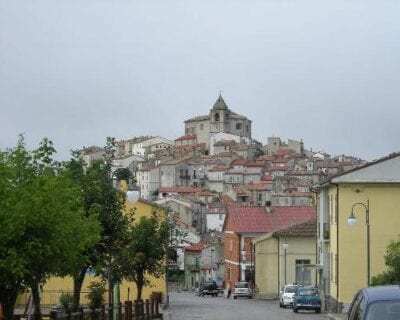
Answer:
226, 206, 316, 233
246, 183, 270, 191
159, 187, 202, 193
274, 149, 296, 156
261, 175, 274, 181
216, 151, 233, 157
175, 134, 197, 141
231, 158, 248, 166
185, 242, 206, 252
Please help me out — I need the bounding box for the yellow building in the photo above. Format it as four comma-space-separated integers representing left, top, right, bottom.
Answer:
315, 152, 400, 313
253, 220, 317, 299
32, 197, 167, 307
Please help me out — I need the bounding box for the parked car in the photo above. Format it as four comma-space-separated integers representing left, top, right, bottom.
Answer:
293, 286, 321, 313
348, 285, 400, 320
198, 280, 219, 297
279, 284, 298, 308
233, 281, 252, 299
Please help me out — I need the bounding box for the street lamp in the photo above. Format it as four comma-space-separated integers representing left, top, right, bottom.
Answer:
347, 200, 370, 287
210, 248, 215, 281
282, 238, 288, 285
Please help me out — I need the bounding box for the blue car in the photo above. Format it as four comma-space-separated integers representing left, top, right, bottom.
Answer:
348, 285, 400, 320
293, 286, 321, 313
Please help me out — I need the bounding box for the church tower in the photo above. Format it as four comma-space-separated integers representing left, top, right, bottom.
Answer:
209, 94, 229, 134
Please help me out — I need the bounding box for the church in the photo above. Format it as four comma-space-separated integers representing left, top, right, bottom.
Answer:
184, 95, 252, 149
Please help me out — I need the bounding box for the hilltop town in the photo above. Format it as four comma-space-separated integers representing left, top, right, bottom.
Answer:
79, 95, 366, 293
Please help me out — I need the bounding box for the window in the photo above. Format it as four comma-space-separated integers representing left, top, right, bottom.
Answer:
230, 239, 233, 252
236, 123, 242, 130
246, 125, 249, 132
215, 113, 220, 121
295, 259, 311, 285
200, 123, 204, 130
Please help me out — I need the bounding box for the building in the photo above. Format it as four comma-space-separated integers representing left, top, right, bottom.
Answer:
253, 219, 317, 299
184, 95, 252, 151
314, 152, 400, 313
223, 205, 316, 290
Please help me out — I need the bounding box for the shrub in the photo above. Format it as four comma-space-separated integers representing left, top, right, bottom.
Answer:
87, 281, 106, 310
59, 292, 73, 313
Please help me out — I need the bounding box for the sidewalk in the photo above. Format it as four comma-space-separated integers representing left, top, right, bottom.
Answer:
327, 313, 347, 320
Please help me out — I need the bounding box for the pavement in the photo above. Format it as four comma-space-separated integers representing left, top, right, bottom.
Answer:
327, 313, 347, 320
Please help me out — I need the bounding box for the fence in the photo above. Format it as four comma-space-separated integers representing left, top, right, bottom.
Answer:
13, 300, 162, 320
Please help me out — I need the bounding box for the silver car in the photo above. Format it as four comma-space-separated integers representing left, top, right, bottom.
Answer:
233, 281, 252, 299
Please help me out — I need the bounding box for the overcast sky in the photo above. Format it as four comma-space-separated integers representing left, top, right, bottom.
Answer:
1, 0, 399, 161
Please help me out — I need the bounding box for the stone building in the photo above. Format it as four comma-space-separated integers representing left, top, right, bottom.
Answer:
184, 95, 252, 151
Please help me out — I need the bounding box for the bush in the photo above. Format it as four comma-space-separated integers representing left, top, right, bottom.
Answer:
59, 292, 73, 313
87, 281, 106, 310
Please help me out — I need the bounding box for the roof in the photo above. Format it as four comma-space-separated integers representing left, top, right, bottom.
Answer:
175, 135, 197, 141
212, 94, 228, 110
185, 242, 206, 252
319, 152, 400, 185
274, 149, 296, 156
158, 187, 202, 194
162, 156, 192, 165
273, 219, 317, 237
226, 206, 316, 233
184, 115, 210, 123
246, 183, 270, 191
215, 151, 234, 157
362, 285, 400, 302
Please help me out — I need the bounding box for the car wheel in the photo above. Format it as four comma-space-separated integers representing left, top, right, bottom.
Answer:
316, 308, 321, 313
293, 307, 298, 313
233, 296, 237, 299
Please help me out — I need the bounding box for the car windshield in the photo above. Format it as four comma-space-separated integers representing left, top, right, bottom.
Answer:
235, 282, 249, 288
298, 288, 319, 296
285, 286, 297, 293
366, 301, 400, 320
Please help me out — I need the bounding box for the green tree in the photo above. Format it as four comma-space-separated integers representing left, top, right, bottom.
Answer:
0, 136, 100, 320
67, 137, 132, 311
117, 208, 170, 300
371, 236, 400, 286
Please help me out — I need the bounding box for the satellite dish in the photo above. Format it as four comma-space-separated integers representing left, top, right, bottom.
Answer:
127, 190, 140, 203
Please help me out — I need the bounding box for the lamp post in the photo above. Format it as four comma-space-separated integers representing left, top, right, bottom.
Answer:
347, 200, 370, 287
210, 248, 215, 281
282, 238, 288, 286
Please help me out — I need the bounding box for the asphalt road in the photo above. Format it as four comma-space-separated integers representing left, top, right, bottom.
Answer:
164, 291, 334, 320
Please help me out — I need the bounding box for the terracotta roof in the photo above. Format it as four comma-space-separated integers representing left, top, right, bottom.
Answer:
257, 155, 274, 161
246, 183, 270, 191
214, 139, 236, 147
272, 158, 290, 164
158, 187, 202, 193
231, 144, 249, 151
226, 206, 316, 233
274, 149, 296, 156
261, 175, 274, 181
231, 158, 248, 166
198, 191, 215, 197
175, 134, 197, 141
208, 165, 228, 172
215, 152, 233, 157
268, 166, 289, 171
273, 219, 317, 237
185, 242, 206, 252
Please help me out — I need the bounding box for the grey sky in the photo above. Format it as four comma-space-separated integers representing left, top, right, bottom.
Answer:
1, 0, 399, 161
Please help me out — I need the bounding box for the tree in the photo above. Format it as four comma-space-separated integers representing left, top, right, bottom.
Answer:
66, 137, 132, 311
0, 136, 100, 320
117, 208, 170, 300
371, 236, 400, 286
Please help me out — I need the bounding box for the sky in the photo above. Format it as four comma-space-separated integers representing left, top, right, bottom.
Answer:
1, 0, 399, 161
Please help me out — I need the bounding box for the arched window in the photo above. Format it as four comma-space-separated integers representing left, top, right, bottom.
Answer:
215, 113, 220, 121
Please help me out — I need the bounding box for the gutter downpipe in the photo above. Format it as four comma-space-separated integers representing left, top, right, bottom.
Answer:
330, 182, 340, 313
278, 237, 281, 297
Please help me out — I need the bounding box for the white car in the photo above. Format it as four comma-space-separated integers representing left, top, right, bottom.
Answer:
279, 284, 298, 308
233, 281, 252, 299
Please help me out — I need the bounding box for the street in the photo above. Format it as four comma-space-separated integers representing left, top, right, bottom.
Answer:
164, 291, 333, 320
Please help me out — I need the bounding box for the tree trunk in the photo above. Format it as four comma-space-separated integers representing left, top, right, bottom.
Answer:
72, 267, 87, 312
0, 287, 19, 320
136, 274, 144, 301
31, 282, 42, 320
